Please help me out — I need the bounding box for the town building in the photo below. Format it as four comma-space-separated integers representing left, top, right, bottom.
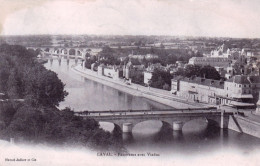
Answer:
128, 53, 159, 60
248, 76, 260, 103
188, 57, 231, 68
224, 76, 253, 105
189, 44, 248, 69
123, 61, 145, 80
98, 64, 123, 80
143, 63, 169, 85
171, 75, 257, 108
144, 71, 152, 85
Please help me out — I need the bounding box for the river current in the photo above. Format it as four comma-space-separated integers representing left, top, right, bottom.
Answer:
44, 59, 260, 155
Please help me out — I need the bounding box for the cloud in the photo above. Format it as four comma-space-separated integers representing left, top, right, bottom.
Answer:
1, 0, 260, 38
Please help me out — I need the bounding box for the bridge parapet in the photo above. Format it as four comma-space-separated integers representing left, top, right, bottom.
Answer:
76, 109, 232, 133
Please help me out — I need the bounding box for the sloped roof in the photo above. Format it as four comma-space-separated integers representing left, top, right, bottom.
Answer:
248, 76, 260, 84
226, 75, 250, 84
178, 76, 224, 89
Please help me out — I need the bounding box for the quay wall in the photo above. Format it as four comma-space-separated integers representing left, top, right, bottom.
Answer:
71, 65, 207, 109
72, 65, 260, 139
228, 115, 260, 138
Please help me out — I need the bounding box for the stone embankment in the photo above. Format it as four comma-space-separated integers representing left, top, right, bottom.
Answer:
71, 65, 260, 138
228, 113, 260, 138
72, 65, 212, 109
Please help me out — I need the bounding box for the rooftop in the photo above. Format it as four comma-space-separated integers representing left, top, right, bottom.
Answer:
226, 75, 251, 84
248, 76, 260, 84
173, 76, 224, 89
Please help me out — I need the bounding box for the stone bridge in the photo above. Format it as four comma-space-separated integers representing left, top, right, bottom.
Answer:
75, 108, 233, 133
26, 46, 101, 60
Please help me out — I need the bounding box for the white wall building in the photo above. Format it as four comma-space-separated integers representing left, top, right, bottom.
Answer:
188, 57, 231, 68
144, 71, 152, 85
171, 75, 257, 108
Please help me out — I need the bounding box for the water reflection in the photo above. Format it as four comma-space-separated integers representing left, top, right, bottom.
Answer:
44, 58, 260, 155
122, 133, 134, 143
45, 59, 172, 111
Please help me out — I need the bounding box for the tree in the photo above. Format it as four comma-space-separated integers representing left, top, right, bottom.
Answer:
150, 69, 172, 90
131, 73, 144, 85
23, 65, 68, 107
184, 65, 202, 77
199, 65, 221, 80
0, 44, 124, 152
7, 68, 22, 99
99, 46, 114, 58
176, 65, 221, 80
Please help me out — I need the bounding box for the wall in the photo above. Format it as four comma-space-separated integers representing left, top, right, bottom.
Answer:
228, 114, 260, 138
144, 72, 152, 84
177, 80, 226, 104
189, 57, 231, 67
224, 81, 252, 99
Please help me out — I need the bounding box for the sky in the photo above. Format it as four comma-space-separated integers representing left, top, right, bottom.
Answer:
1, 0, 260, 38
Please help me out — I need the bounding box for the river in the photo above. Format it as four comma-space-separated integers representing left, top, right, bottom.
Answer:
44, 58, 260, 155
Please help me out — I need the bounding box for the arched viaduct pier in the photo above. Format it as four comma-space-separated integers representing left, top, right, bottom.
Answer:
75, 108, 233, 133
26, 46, 92, 60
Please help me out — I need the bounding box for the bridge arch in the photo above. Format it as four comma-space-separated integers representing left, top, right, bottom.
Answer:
69, 48, 76, 55
97, 119, 173, 134
44, 48, 50, 52
54, 48, 60, 54
180, 116, 222, 133
131, 119, 172, 131
76, 50, 82, 56
60, 48, 68, 54
97, 121, 122, 132
205, 118, 221, 128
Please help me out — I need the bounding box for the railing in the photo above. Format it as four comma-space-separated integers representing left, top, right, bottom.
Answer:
74, 107, 219, 117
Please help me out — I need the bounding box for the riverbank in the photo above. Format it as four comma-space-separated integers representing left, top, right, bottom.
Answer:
72, 65, 212, 109
71, 64, 260, 139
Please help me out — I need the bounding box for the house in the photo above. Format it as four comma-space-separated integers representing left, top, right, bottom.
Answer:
144, 71, 152, 85
171, 75, 257, 108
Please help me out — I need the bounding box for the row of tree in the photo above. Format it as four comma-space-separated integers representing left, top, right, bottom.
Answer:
175, 65, 221, 80
87, 46, 203, 67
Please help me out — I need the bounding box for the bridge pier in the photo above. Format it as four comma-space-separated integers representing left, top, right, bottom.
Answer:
173, 121, 184, 131
122, 123, 133, 133
220, 111, 229, 129
58, 58, 61, 66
